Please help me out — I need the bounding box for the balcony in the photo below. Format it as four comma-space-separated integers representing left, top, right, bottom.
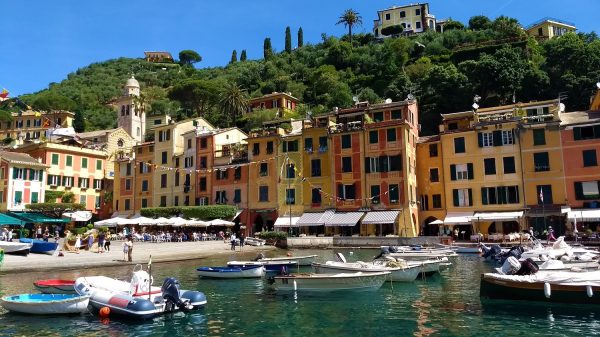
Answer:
249, 127, 280, 138
328, 121, 364, 134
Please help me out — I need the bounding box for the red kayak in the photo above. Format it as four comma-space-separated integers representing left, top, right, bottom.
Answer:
33, 279, 76, 294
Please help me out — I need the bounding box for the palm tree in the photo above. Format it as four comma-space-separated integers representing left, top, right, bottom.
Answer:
336, 9, 362, 45
219, 82, 249, 125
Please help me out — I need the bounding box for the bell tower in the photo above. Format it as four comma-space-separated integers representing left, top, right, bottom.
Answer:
116, 75, 146, 143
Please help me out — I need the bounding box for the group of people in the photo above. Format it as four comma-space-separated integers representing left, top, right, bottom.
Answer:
0, 228, 14, 241
73, 231, 111, 254
229, 232, 245, 251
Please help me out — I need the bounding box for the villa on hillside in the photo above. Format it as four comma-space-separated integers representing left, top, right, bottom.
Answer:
526, 17, 576, 39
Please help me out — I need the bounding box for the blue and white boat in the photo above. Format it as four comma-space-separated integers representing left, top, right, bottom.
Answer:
0, 293, 90, 314
227, 260, 298, 272
196, 265, 265, 278
19, 238, 58, 254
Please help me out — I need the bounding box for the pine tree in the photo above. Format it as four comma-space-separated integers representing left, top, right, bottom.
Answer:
298, 27, 304, 48
240, 50, 247, 61
263, 38, 273, 59
285, 26, 292, 53
73, 110, 85, 132
230, 50, 237, 64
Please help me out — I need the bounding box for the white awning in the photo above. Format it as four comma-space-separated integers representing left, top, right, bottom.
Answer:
94, 218, 119, 228
568, 209, 600, 221
472, 211, 523, 221
443, 212, 473, 224
63, 211, 92, 222
361, 211, 400, 225
324, 212, 364, 227
274, 216, 300, 227
296, 210, 334, 226
233, 210, 243, 220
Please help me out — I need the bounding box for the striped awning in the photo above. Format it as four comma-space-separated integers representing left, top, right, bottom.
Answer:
472, 211, 523, 221
443, 212, 473, 224
568, 209, 600, 221
361, 211, 400, 225
296, 210, 335, 226
324, 212, 364, 227
274, 216, 300, 227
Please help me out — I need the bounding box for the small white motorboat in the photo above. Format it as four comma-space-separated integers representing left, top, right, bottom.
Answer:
227, 260, 298, 272
0, 293, 89, 314
313, 261, 420, 282
270, 271, 390, 292
258, 254, 318, 266
0, 241, 32, 255
196, 265, 265, 278
244, 237, 266, 246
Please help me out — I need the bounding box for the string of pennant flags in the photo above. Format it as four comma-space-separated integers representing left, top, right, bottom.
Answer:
126, 153, 400, 203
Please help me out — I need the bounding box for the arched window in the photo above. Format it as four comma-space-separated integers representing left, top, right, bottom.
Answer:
137, 127, 141, 137
118, 138, 124, 147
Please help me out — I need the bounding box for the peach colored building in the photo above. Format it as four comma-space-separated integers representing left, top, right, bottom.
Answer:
0, 151, 49, 211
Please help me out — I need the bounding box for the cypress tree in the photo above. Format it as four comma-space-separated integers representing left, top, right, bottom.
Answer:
263, 38, 273, 59
285, 26, 292, 53
73, 110, 85, 132
230, 50, 237, 64
240, 50, 247, 61
298, 27, 304, 48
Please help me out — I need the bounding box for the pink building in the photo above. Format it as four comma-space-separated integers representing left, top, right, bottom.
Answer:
0, 151, 48, 211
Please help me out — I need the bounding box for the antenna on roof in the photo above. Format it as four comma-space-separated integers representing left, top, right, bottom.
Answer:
472, 94, 481, 112
352, 96, 359, 103
407, 94, 415, 101
596, 82, 600, 89
385, 98, 393, 104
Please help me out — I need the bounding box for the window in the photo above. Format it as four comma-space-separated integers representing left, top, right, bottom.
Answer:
338, 184, 356, 200
574, 125, 600, 140
400, 10, 405, 18
429, 168, 439, 182
282, 140, 299, 152
420, 195, 429, 211
93, 179, 103, 190
142, 180, 149, 192
533, 129, 546, 145
96, 160, 102, 170
79, 178, 90, 189
124, 199, 131, 210
234, 167, 242, 180
259, 186, 269, 202
200, 138, 207, 149
583, 150, 598, 167
286, 164, 295, 179
161, 174, 167, 188
252, 143, 260, 155
12, 168, 24, 180
429, 144, 438, 157
450, 163, 473, 180
372, 111, 383, 122
187, 139, 192, 149
534, 152, 550, 172
174, 196, 179, 206
200, 156, 207, 169
385, 13, 390, 20
503, 156, 516, 174
389, 184, 399, 203
30, 191, 38, 204
537, 185, 553, 204
415, 8, 421, 15
369, 130, 378, 144
162, 151, 168, 164
342, 157, 352, 172
574, 181, 600, 200
286, 189, 296, 204
215, 191, 227, 204
66, 155, 73, 167
484, 158, 496, 175
14, 191, 22, 205
62, 176, 73, 187
266, 141, 274, 154
341, 135, 352, 149
454, 137, 465, 153
416, 21, 421, 29
319, 137, 328, 152
184, 156, 194, 168
452, 188, 472, 207
141, 199, 148, 208
126, 163, 132, 176
311, 188, 322, 204
386, 128, 397, 142
166, 130, 171, 141
175, 158, 180, 167
140, 162, 151, 174
479, 132, 493, 147
51, 154, 59, 165
391, 110, 402, 120
371, 185, 381, 204
199, 177, 207, 191
48, 175, 60, 186
502, 130, 514, 145
160, 196, 167, 207
311, 159, 321, 177
305, 138, 313, 152
216, 169, 228, 180
233, 189, 241, 203
432, 194, 442, 209
260, 163, 268, 176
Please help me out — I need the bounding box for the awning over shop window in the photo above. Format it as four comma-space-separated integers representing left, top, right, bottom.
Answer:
274, 216, 300, 227
9, 212, 70, 224
296, 210, 334, 226
567, 209, 600, 222
361, 211, 400, 225
443, 212, 473, 224
324, 212, 364, 227
472, 211, 523, 221
0, 213, 24, 227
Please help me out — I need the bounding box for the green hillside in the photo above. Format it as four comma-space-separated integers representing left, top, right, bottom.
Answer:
11, 15, 600, 136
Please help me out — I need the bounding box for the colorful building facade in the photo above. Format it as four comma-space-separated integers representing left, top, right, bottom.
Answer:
0, 151, 48, 211
373, 3, 436, 37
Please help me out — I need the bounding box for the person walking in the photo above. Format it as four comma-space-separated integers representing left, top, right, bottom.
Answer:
87, 233, 94, 251
547, 226, 556, 243
98, 231, 105, 253
230, 233, 237, 251
126, 237, 133, 262
104, 235, 111, 252
74, 234, 81, 254
7, 229, 13, 242
239, 233, 245, 250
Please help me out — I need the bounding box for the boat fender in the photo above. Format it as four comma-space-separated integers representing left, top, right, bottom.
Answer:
587, 285, 594, 298
99, 306, 110, 318
544, 283, 551, 298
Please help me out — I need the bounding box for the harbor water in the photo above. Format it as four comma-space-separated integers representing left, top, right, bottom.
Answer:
0, 249, 599, 336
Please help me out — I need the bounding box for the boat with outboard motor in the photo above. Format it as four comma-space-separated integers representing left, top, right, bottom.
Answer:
196, 265, 265, 278
34, 280, 76, 294
0, 241, 32, 255
312, 253, 421, 282
269, 271, 390, 292
0, 293, 90, 314
379, 246, 458, 260
75, 266, 207, 319
256, 253, 318, 266
244, 237, 266, 246
227, 260, 298, 272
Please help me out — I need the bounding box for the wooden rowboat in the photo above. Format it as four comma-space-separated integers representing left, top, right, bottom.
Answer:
34, 279, 76, 294
0, 293, 89, 314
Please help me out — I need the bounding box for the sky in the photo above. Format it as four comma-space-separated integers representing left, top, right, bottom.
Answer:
1, 0, 598, 96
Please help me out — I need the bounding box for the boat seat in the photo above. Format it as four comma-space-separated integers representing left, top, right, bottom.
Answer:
133, 289, 162, 297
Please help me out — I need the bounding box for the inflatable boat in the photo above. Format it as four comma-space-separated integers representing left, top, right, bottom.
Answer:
75, 267, 207, 319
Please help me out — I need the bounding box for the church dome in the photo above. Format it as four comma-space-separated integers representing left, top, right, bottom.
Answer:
125, 75, 140, 88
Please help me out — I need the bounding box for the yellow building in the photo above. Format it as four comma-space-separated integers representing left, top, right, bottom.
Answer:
300, 116, 334, 211
275, 121, 305, 230
416, 135, 446, 235
373, 3, 436, 37
3, 110, 73, 144
526, 18, 576, 39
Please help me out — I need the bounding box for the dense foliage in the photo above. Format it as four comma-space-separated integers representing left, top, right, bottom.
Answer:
140, 205, 236, 219
26, 202, 86, 218
15, 14, 600, 136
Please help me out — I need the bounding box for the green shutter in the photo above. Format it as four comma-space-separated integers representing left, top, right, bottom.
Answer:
452, 189, 459, 207
574, 127, 582, 140
338, 184, 344, 200
66, 156, 72, 167
47, 174, 52, 184
467, 163, 474, 179
96, 160, 102, 170
12, 168, 18, 179
481, 188, 488, 205
31, 192, 38, 203
51, 154, 59, 165
450, 164, 456, 181
468, 189, 473, 206
364, 158, 371, 173
29, 169, 34, 180
477, 133, 483, 147
39, 170, 43, 181
574, 182, 584, 200
493, 131, 502, 146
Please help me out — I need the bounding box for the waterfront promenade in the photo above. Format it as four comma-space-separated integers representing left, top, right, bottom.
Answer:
0, 240, 276, 273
